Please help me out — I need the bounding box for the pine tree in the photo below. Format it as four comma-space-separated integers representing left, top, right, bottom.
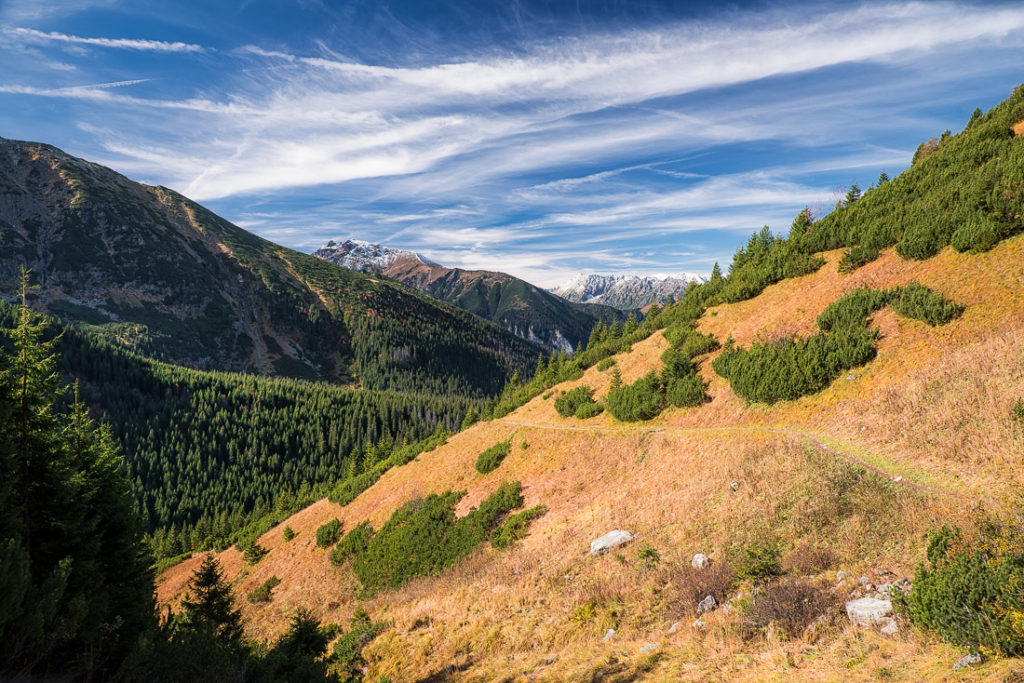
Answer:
178, 554, 243, 648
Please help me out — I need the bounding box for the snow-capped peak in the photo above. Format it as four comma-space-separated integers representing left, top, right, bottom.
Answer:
313, 239, 440, 273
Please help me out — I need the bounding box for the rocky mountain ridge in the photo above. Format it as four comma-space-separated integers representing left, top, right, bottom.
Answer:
314, 238, 630, 354
551, 271, 707, 309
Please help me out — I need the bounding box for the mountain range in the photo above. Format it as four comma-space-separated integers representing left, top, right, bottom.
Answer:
0, 137, 539, 398
550, 271, 707, 308
314, 238, 629, 353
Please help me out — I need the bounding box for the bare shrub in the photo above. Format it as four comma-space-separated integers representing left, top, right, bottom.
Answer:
744, 578, 839, 638
668, 562, 736, 616
781, 543, 839, 575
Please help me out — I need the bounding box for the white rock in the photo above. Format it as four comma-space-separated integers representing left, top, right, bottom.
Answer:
879, 617, 899, 636
590, 530, 634, 556
667, 621, 681, 634
845, 597, 893, 626
691, 553, 710, 570
639, 643, 658, 654
602, 628, 616, 642
696, 595, 717, 615
952, 653, 982, 670
691, 618, 705, 630
729, 481, 740, 491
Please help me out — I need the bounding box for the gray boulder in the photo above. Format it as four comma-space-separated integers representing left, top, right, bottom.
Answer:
590, 530, 634, 556
691, 552, 710, 569
696, 595, 717, 615
845, 597, 892, 626
952, 653, 982, 670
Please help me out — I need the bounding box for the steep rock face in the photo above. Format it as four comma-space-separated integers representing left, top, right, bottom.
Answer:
551, 272, 707, 309
314, 240, 629, 353
0, 137, 540, 396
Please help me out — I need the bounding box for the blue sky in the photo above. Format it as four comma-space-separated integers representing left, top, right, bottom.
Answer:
1, 1, 1023, 286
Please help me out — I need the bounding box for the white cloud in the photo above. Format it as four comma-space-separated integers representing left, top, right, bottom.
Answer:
6, 27, 206, 53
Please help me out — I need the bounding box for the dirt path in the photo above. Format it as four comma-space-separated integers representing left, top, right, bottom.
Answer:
498, 419, 974, 502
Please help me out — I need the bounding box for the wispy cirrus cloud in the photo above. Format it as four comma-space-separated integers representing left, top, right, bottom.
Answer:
6, 27, 206, 53
2, 1, 1023, 284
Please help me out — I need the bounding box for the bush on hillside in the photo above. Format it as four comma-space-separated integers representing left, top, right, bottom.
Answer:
606, 372, 666, 422
597, 357, 616, 371
475, 439, 512, 474
243, 543, 269, 565
315, 519, 342, 549
734, 539, 784, 582
895, 524, 1024, 656
891, 282, 965, 326
574, 401, 605, 419
246, 575, 281, 603
329, 521, 374, 567
665, 373, 709, 408
951, 213, 1003, 253
352, 481, 526, 593
744, 578, 839, 638
282, 526, 296, 542
717, 284, 962, 403
490, 505, 548, 549
672, 562, 737, 616
331, 607, 388, 680
554, 385, 599, 418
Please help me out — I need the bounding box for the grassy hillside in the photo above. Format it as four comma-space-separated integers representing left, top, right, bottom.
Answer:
0, 137, 541, 398
155, 86, 1024, 679
157, 234, 1024, 681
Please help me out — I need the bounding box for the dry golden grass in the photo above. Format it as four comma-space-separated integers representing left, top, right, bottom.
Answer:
158, 238, 1024, 681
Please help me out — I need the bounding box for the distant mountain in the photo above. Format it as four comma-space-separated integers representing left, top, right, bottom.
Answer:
550, 272, 707, 309
0, 137, 540, 397
314, 239, 629, 354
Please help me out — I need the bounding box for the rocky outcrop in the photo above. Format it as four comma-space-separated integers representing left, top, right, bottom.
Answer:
550, 272, 707, 309
590, 530, 635, 556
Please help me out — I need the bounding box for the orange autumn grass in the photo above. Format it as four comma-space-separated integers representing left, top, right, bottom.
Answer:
158, 236, 1024, 681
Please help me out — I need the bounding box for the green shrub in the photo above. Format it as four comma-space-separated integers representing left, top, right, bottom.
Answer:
352, 481, 525, 593
247, 575, 281, 603
838, 244, 880, 273
330, 521, 374, 567
636, 543, 661, 572
895, 525, 1024, 655
718, 284, 962, 403
490, 505, 548, 549
554, 385, 599, 418
734, 540, 783, 582
331, 607, 388, 680
1012, 398, 1024, 425
282, 526, 296, 542
891, 282, 965, 326
951, 214, 1002, 253
665, 373, 709, 408
315, 519, 342, 549
597, 357, 616, 371
606, 372, 665, 422
574, 401, 605, 419
243, 543, 269, 565
895, 215, 952, 260
475, 439, 512, 474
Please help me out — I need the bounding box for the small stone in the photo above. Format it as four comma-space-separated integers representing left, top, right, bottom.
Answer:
879, 617, 899, 636
692, 553, 711, 570
696, 595, 717, 615
865, 583, 875, 592
590, 530, 635, 557
639, 643, 658, 654
837, 570, 852, 581
952, 653, 982, 671
858, 576, 871, 585
602, 628, 616, 642
667, 621, 681, 634
893, 475, 903, 483
691, 618, 705, 630
846, 373, 856, 381
730, 480, 740, 491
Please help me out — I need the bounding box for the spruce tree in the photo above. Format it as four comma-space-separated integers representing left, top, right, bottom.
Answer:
178, 554, 243, 648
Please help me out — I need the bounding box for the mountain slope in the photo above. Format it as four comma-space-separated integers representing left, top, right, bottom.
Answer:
156, 89, 1024, 680
158, 236, 1024, 680
551, 271, 706, 309
0, 137, 540, 397
314, 239, 629, 353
